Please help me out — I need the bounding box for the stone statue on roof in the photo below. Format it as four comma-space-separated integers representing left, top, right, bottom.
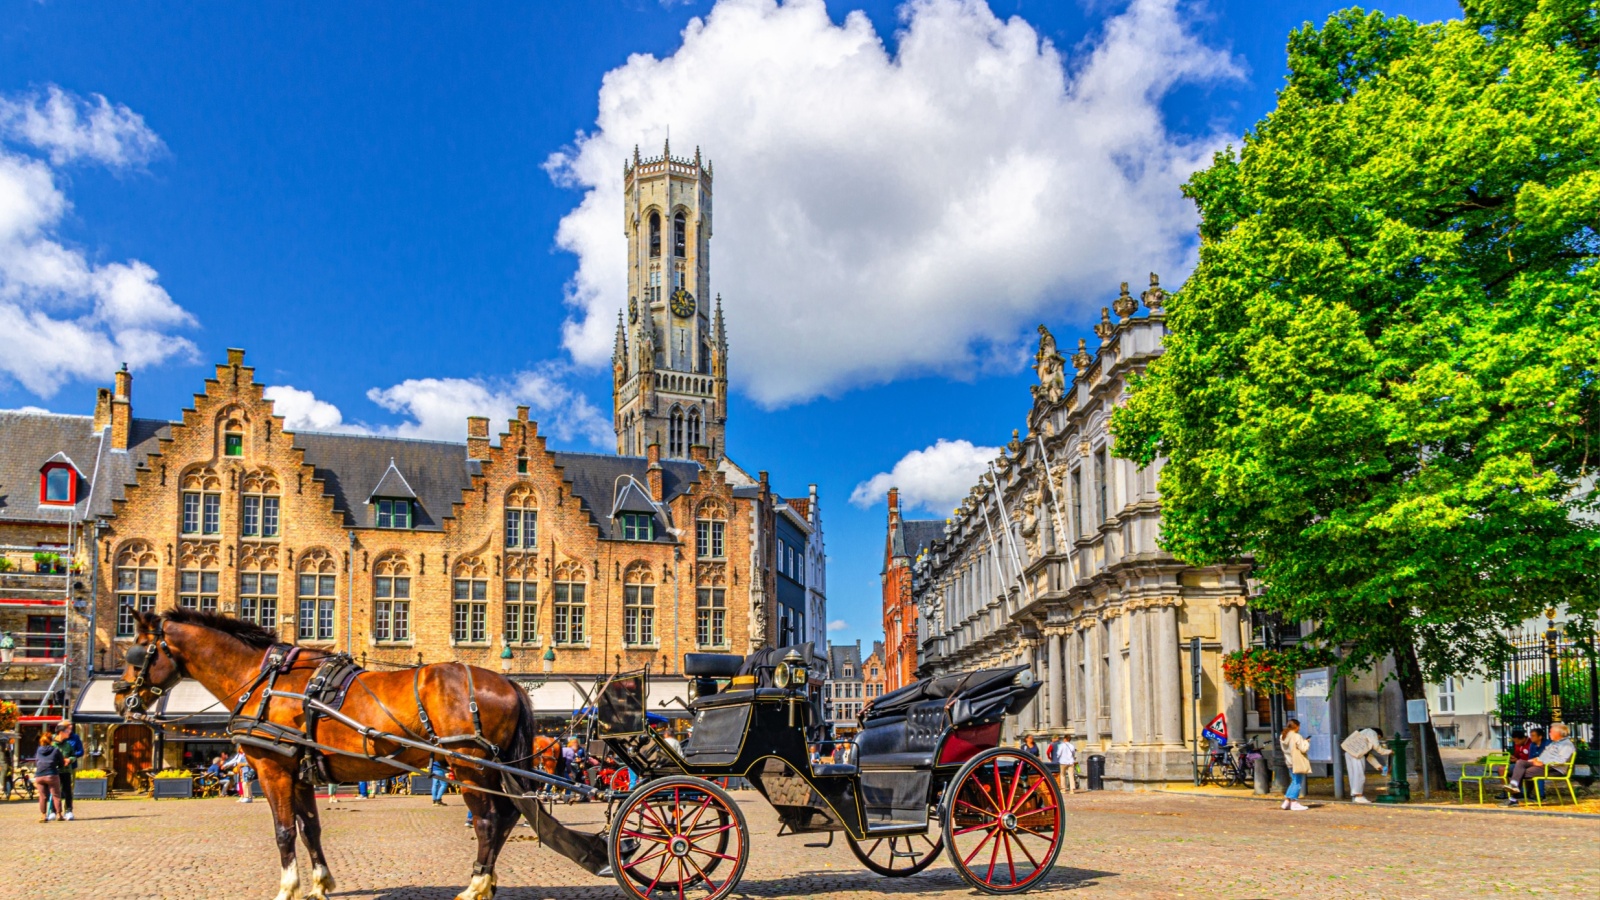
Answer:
1033, 324, 1066, 402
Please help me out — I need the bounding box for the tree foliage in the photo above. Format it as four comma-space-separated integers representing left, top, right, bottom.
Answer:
1113, 0, 1600, 703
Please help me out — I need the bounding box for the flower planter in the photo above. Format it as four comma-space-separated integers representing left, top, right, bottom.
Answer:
410, 774, 438, 795
74, 777, 109, 800
153, 777, 194, 799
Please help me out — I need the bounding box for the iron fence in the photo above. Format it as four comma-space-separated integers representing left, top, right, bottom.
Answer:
1497, 619, 1599, 748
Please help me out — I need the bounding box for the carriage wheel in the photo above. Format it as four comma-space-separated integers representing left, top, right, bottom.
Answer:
941, 748, 1064, 894
845, 831, 943, 877
608, 776, 749, 900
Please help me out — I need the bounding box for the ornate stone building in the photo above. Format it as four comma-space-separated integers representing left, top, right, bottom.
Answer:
912, 276, 1251, 790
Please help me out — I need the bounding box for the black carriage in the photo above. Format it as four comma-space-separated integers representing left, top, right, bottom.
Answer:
579, 644, 1065, 900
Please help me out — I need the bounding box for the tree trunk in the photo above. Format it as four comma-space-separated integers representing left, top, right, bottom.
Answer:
1397, 641, 1448, 793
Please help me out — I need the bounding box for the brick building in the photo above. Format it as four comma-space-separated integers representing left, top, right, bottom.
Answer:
880, 488, 941, 692
862, 640, 885, 706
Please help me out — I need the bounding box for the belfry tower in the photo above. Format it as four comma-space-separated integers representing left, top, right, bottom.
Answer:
612, 140, 728, 460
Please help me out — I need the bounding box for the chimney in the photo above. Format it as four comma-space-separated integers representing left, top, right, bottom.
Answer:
646, 441, 663, 502
466, 416, 491, 459
93, 388, 112, 433
110, 363, 132, 451
887, 487, 899, 515
689, 443, 709, 465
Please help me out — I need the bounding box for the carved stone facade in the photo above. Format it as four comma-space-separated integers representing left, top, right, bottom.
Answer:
912, 275, 1251, 790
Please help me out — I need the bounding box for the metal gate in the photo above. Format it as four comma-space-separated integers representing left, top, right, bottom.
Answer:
1496, 617, 1599, 748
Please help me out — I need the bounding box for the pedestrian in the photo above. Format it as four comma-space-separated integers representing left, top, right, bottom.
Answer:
225, 745, 254, 803
1021, 734, 1040, 757
1504, 723, 1575, 807
430, 758, 449, 805
1054, 734, 1078, 794
32, 733, 65, 822
54, 721, 83, 820
1279, 718, 1311, 811
1340, 727, 1390, 803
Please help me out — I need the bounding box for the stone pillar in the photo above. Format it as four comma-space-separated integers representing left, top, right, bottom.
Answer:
1219, 601, 1246, 744
1107, 614, 1128, 744
1063, 629, 1077, 729
1081, 625, 1101, 745
1155, 604, 1183, 746
1048, 631, 1065, 729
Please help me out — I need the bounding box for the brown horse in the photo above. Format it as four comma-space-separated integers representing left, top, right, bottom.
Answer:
115, 608, 563, 900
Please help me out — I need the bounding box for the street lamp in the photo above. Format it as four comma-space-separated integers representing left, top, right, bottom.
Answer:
500, 643, 514, 675
543, 646, 555, 675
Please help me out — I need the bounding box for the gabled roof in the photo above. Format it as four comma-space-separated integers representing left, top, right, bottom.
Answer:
828, 642, 863, 680
0, 410, 102, 524
611, 478, 659, 516
550, 451, 702, 542
895, 519, 945, 559
86, 418, 172, 520
368, 458, 418, 501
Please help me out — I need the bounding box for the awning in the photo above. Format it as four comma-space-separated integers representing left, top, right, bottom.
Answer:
72, 676, 121, 723
516, 676, 691, 718
158, 678, 229, 724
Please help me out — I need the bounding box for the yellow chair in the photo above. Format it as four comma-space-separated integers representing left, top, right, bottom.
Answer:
1458, 752, 1511, 804
1524, 762, 1578, 807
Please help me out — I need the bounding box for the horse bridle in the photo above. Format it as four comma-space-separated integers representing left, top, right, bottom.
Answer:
112, 621, 184, 714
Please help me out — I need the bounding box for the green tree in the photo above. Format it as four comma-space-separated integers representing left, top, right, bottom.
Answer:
1113, 0, 1600, 789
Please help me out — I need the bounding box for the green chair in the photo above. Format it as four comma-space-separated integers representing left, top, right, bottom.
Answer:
1458, 752, 1511, 804
1525, 762, 1578, 807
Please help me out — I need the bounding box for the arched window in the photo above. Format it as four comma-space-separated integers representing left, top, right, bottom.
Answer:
696, 562, 727, 649
669, 406, 685, 457
504, 485, 538, 550
673, 211, 687, 257
504, 558, 538, 645
452, 556, 489, 644
114, 542, 159, 638
296, 548, 338, 643
649, 212, 661, 258
372, 553, 411, 642
623, 562, 655, 647
696, 500, 726, 560
240, 469, 280, 539
553, 561, 587, 646
180, 467, 222, 536
687, 407, 702, 449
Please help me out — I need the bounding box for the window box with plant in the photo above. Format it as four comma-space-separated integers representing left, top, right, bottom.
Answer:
74, 768, 109, 800
33, 551, 65, 574
151, 768, 195, 799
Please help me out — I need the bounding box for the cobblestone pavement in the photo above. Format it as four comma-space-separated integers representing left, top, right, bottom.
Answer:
4, 789, 1595, 899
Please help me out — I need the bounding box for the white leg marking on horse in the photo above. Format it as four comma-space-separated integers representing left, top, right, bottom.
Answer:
455, 872, 495, 900
273, 863, 302, 900
305, 864, 335, 899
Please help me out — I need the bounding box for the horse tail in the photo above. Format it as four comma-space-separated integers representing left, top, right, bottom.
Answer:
501, 686, 541, 796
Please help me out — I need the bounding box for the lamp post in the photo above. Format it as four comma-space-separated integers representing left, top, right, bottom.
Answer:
543, 646, 555, 675
501, 643, 514, 675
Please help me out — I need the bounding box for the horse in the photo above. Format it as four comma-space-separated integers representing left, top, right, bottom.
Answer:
114, 608, 564, 900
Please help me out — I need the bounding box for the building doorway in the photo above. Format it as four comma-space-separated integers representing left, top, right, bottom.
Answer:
111, 724, 154, 791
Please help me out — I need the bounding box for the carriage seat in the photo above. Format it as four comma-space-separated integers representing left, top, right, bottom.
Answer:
683, 653, 743, 677
810, 762, 858, 778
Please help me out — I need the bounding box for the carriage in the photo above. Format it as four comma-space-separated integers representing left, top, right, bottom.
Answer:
572, 643, 1066, 900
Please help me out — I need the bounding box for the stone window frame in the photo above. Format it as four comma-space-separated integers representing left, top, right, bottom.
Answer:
114, 542, 159, 639
372, 553, 412, 645
552, 561, 589, 648
622, 561, 657, 649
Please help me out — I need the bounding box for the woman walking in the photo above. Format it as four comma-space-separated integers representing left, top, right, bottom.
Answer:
1280, 718, 1311, 811
32, 733, 65, 822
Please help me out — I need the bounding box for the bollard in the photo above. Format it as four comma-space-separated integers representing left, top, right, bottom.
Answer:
1253, 755, 1270, 795
1374, 738, 1410, 804
1087, 754, 1106, 791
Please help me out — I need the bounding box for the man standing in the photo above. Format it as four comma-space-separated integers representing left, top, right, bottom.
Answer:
1505, 723, 1575, 806
54, 722, 83, 820
1340, 727, 1390, 803
1053, 734, 1077, 794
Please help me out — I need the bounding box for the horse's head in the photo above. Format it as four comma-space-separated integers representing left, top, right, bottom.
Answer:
113, 609, 187, 717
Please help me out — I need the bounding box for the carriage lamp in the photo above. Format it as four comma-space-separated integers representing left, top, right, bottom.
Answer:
1013, 668, 1037, 688
500, 644, 514, 674
543, 646, 555, 675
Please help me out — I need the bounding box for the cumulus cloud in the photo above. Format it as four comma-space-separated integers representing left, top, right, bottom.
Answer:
547, 0, 1240, 405
0, 86, 165, 168
827, 619, 848, 633
266, 364, 614, 447
851, 438, 1001, 514
0, 87, 194, 397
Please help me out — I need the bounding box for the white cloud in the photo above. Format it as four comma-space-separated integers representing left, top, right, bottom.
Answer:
851, 438, 1001, 514
0, 86, 165, 168
266, 364, 614, 448
547, 0, 1240, 405
0, 87, 194, 397
827, 619, 848, 633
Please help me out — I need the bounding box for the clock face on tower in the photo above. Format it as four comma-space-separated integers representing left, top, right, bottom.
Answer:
670, 286, 696, 318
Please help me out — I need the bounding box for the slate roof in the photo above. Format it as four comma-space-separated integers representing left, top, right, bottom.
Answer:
549, 451, 703, 541
87, 418, 173, 519
900, 519, 945, 558
828, 642, 863, 682
368, 460, 419, 501
0, 411, 101, 524
292, 431, 479, 531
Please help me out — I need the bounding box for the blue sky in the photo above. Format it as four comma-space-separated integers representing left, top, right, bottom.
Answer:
1, 0, 1464, 649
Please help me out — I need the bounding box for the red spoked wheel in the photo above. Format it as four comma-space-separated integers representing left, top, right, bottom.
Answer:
941, 748, 1064, 893
608, 776, 749, 900
846, 831, 943, 877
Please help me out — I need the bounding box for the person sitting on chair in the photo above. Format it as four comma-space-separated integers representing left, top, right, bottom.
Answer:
1504, 724, 1575, 806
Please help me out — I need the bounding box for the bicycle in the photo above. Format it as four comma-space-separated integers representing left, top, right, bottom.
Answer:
1201, 741, 1255, 787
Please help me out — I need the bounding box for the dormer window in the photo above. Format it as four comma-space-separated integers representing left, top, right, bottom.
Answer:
376, 498, 412, 529
620, 513, 654, 541
40, 461, 77, 505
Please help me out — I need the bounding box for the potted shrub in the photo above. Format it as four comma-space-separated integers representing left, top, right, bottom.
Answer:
0, 556, 12, 573
152, 768, 195, 799
75, 768, 109, 800
33, 551, 53, 573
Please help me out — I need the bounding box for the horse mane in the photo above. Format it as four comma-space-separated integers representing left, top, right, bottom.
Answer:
162, 607, 280, 649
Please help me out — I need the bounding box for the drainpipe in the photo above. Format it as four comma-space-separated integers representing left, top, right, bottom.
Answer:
672, 546, 682, 677
87, 521, 103, 676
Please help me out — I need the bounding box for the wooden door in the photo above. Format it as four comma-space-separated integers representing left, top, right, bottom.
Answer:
112, 724, 153, 791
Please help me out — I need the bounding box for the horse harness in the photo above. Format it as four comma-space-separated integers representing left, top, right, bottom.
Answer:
227, 645, 500, 783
